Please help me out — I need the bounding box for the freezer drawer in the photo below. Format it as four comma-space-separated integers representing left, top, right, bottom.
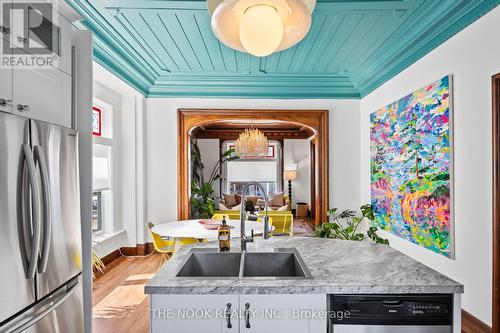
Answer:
1, 275, 83, 333
30, 120, 82, 299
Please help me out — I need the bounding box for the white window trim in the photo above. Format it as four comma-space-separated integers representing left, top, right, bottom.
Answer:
92, 98, 114, 235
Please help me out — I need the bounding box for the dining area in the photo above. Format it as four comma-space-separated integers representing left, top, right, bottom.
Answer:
147, 214, 277, 270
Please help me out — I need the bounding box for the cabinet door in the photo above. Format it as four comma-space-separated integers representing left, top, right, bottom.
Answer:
151, 294, 239, 333
239, 294, 326, 333
0, 0, 11, 45
54, 13, 72, 75
7, 7, 72, 75
13, 67, 71, 127
0, 51, 13, 114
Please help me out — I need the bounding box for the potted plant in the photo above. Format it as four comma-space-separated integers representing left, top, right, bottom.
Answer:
313, 204, 389, 245
244, 199, 255, 213
190, 139, 239, 218
92, 240, 106, 280
92, 252, 106, 280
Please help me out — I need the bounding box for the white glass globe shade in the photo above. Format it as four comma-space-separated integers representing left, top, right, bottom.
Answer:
239, 5, 284, 57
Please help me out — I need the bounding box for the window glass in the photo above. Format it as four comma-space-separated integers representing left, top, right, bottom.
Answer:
92, 102, 113, 234
92, 107, 102, 136
92, 192, 103, 232
92, 144, 111, 191
223, 140, 281, 195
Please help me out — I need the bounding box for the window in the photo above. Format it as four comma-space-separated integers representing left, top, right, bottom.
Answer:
92, 101, 113, 234
92, 192, 103, 232
223, 141, 282, 196
92, 107, 102, 136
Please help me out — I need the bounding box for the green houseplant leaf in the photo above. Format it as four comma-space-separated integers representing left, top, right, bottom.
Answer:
190, 147, 239, 218
314, 204, 389, 245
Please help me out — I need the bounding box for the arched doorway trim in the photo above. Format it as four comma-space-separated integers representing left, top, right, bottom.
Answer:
177, 108, 329, 225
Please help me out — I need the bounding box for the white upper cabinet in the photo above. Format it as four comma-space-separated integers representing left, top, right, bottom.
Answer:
13, 66, 71, 127
5, 3, 72, 75
53, 13, 72, 76
0, 47, 13, 114
0, 1, 80, 127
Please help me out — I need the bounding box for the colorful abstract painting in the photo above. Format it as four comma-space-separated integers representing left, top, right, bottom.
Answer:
370, 76, 453, 258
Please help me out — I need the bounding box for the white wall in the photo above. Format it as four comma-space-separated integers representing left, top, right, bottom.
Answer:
360, 6, 500, 325
92, 63, 147, 254
284, 139, 310, 208
196, 138, 220, 197
146, 98, 360, 225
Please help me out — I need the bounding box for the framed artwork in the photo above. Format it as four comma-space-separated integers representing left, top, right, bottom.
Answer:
370, 75, 454, 258
92, 106, 102, 136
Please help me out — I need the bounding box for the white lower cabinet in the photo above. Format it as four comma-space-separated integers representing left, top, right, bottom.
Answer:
151, 294, 238, 333
150, 294, 326, 333
239, 294, 326, 333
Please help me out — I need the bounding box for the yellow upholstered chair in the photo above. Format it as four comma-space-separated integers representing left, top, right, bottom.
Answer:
259, 213, 294, 236
147, 222, 175, 270
212, 211, 241, 220
212, 213, 241, 220
253, 216, 273, 237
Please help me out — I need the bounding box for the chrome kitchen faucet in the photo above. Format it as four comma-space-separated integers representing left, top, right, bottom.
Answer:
239, 182, 271, 251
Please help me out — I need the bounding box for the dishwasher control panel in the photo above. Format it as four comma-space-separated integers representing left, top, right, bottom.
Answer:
330, 294, 452, 326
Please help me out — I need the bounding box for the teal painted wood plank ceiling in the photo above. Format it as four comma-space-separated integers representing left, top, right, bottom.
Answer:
67, 0, 500, 98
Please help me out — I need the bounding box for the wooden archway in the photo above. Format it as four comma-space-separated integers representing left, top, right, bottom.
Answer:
178, 108, 329, 225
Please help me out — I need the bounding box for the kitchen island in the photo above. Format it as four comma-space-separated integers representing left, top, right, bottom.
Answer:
145, 237, 463, 332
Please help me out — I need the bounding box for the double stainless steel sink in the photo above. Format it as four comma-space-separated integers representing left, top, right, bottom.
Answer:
176, 248, 312, 279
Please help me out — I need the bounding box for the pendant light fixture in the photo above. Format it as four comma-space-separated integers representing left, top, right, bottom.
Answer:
208, 0, 316, 57
234, 128, 269, 157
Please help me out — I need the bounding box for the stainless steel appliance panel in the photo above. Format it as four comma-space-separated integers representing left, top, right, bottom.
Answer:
0, 113, 37, 323
333, 325, 451, 333
30, 120, 82, 299
330, 294, 452, 333
2, 275, 83, 333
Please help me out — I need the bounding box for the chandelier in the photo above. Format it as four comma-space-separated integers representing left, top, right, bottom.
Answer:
208, 0, 316, 57
234, 128, 269, 157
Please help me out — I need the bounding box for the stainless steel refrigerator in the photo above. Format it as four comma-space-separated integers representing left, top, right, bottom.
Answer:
0, 112, 83, 333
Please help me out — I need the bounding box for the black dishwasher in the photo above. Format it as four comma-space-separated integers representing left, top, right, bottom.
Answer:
329, 294, 453, 333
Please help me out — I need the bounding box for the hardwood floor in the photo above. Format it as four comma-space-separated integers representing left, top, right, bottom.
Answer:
294, 216, 315, 236
93, 253, 162, 333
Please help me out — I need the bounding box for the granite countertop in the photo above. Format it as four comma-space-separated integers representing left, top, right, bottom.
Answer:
145, 237, 463, 295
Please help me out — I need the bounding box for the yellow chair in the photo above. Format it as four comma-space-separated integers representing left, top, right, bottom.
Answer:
253, 216, 273, 237
177, 238, 203, 246
212, 214, 226, 221
212, 212, 240, 220
259, 213, 294, 236
147, 222, 175, 270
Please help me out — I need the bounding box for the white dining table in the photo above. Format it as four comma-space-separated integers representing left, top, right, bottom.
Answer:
151, 219, 273, 240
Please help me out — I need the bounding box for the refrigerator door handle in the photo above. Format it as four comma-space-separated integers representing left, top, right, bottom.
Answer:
20, 144, 42, 279
0, 277, 80, 333
34, 145, 52, 273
